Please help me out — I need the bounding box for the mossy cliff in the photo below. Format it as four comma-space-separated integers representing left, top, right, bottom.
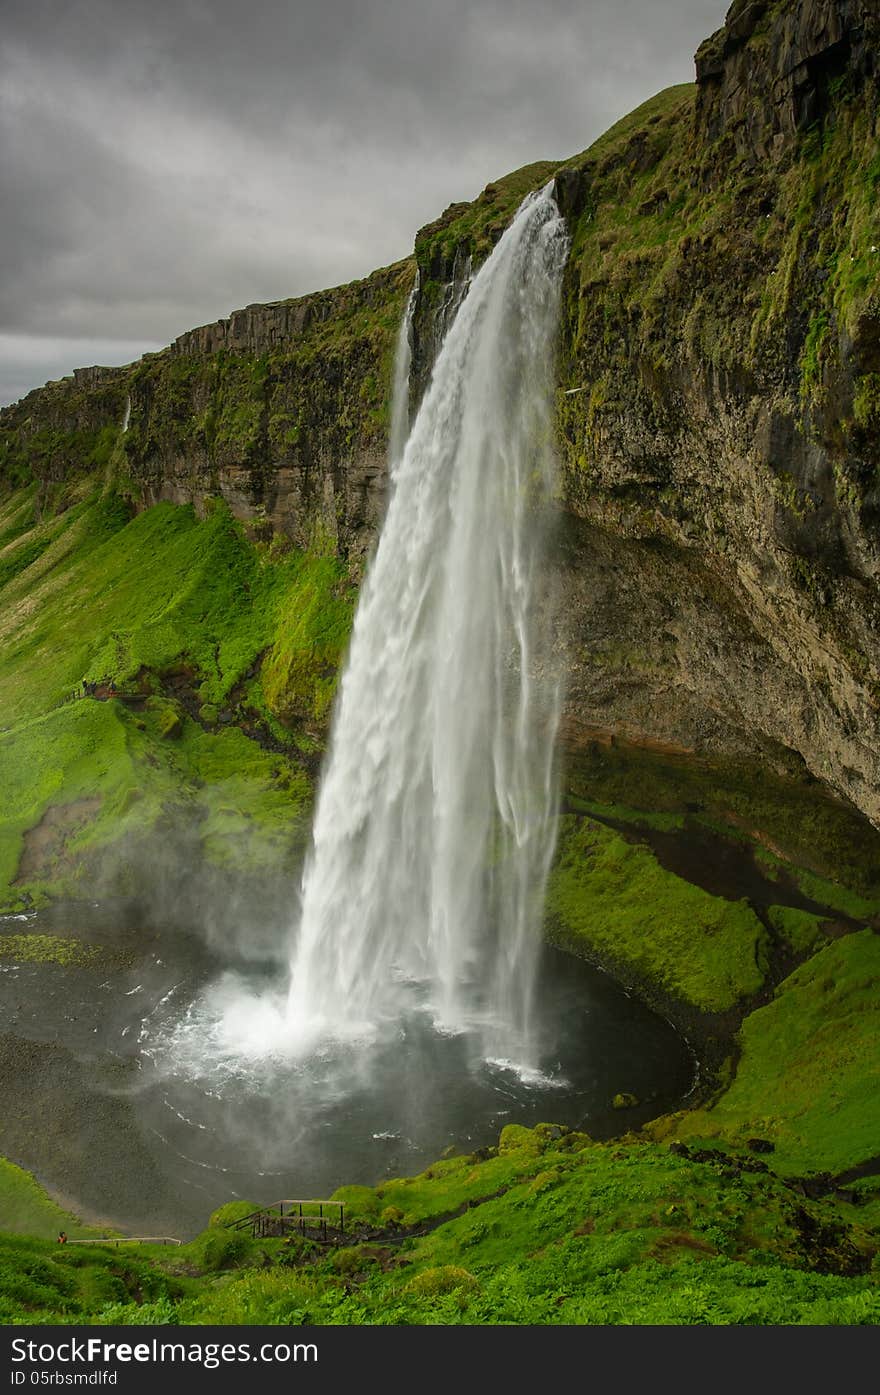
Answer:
551, 0, 880, 829
0, 260, 414, 567
410, 0, 880, 830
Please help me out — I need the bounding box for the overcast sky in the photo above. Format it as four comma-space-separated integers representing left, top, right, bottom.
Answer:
0, 0, 726, 406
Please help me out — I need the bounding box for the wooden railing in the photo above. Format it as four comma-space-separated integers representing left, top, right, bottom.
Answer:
227, 1199, 345, 1243
70, 1236, 182, 1246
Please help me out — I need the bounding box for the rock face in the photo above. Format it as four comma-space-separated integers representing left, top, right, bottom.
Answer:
543, 0, 880, 823
696, 0, 880, 161
0, 261, 414, 566
2, 0, 879, 825
129, 259, 415, 565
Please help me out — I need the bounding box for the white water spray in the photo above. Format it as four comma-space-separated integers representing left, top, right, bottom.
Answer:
388, 278, 417, 470
285, 184, 568, 1065
121, 395, 131, 433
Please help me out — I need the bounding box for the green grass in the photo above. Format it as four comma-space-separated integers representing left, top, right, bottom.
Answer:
545, 815, 768, 1013
0, 934, 126, 968
4, 1125, 877, 1326
0, 491, 352, 724
562, 742, 880, 901
664, 930, 880, 1175
0, 1232, 184, 1323
0, 485, 358, 905
0, 1160, 108, 1242
765, 904, 827, 956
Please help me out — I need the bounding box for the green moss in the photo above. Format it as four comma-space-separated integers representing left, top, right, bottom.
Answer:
670, 930, 880, 1174
765, 904, 827, 956
145, 697, 183, 740
546, 815, 768, 1013
499, 1124, 543, 1156
189, 1225, 257, 1273
800, 309, 831, 398
332, 1140, 567, 1230
260, 552, 356, 726
405, 1265, 478, 1297
563, 741, 880, 902
0, 487, 354, 903
208, 1200, 259, 1228
0, 934, 122, 968
852, 372, 880, 434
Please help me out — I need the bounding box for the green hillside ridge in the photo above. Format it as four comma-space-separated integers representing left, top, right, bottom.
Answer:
0, 482, 356, 908
656, 929, 880, 1175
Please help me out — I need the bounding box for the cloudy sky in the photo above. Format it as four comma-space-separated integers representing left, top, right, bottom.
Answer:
0, 0, 725, 406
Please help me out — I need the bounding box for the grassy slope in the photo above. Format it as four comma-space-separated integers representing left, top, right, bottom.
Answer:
0, 1160, 110, 1243
659, 930, 880, 1175
2, 1124, 878, 1326
546, 814, 767, 1013
0, 482, 359, 907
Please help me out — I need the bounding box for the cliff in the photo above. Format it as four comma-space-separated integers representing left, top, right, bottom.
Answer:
415, 0, 880, 827
550, 0, 880, 824
0, 260, 414, 565
1, 0, 879, 838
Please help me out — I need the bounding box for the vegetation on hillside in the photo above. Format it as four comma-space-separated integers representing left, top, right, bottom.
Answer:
0, 480, 359, 908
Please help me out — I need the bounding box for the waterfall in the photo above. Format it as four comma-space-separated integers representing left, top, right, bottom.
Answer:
388, 278, 417, 470
285, 184, 568, 1066
121, 395, 131, 433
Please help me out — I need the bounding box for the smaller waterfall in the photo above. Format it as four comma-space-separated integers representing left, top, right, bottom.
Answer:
388, 279, 417, 470
121, 395, 131, 433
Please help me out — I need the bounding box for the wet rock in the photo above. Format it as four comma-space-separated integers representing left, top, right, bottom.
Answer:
792, 1172, 835, 1199
612, 1091, 640, 1109
747, 1137, 775, 1154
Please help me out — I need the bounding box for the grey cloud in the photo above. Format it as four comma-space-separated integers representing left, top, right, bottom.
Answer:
0, 0, 726, 406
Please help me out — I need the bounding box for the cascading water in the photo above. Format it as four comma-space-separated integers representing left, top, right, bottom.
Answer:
285, 184, 568, 1066
93, 183, 694, 1224
388, 277, 417, 469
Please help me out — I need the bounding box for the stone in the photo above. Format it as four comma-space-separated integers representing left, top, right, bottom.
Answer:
746, 1137, 775, 1154
612, 1092, 640, 1110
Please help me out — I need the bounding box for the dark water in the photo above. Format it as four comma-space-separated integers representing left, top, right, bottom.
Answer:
0, 902, 693, 1238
